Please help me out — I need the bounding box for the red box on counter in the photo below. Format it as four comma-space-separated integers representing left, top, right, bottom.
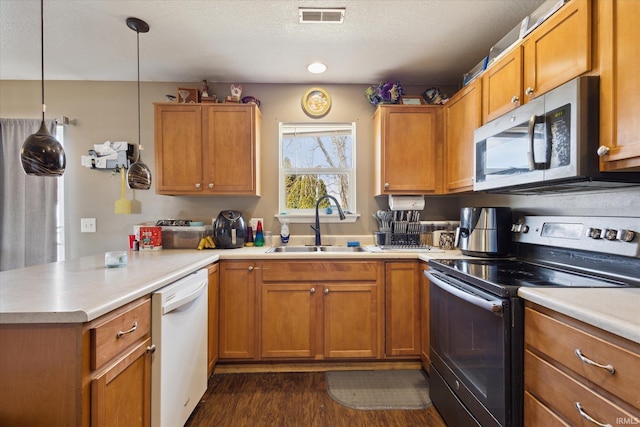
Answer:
139, 226, 162, 251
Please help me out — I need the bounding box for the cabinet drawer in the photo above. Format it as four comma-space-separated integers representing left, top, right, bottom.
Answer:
525, 350, 637, 426
524, 391, 570, 427
90, 298, 151, 370
261, 261, 378, 282
525, 307, 640, 410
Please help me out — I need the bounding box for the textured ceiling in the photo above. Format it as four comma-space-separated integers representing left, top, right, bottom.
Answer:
0, 0, 545, 85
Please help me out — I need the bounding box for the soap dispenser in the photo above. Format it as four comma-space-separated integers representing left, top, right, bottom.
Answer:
280, 219, 290, 245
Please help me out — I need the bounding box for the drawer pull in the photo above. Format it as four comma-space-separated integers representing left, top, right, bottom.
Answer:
575, 349, 615, 374
116, 321, 138, 338
575, 402, 611, 427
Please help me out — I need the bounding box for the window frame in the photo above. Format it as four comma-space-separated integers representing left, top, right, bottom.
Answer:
277, 122, 358, 223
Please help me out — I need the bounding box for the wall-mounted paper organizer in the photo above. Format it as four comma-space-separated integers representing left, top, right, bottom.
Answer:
81, 141, 134, 169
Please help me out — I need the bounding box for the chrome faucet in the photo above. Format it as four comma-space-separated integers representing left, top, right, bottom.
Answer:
311, 194, 346, 246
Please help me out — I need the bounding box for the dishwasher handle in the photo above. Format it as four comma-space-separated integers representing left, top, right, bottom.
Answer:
162, 278, 208, 315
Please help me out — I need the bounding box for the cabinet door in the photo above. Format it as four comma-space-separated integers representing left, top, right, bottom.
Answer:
482, 47, 523, 123
523, 0, 591, 102
374, 105, 442, 195
154, 104, 203, 194
444, 79, 481, 193
207, 263, 219, 375
420, 263, 430, 370
261, 284, 317, 358
598, 0, 640, 170
385, 262, 420, 357
323, 284, 378, 359
218, 261, 257, 359
91, 337, 152, 427
203, 105, 260, 195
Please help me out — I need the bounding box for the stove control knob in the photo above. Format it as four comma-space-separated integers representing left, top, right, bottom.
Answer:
618, 229, 636, 242
604, 229, 618, 241
588, 228, 602, 239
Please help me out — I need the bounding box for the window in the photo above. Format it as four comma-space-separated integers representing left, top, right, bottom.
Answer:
278, 122, 356, 219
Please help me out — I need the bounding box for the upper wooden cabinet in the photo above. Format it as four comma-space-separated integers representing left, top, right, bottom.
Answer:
597, 0, 640, 171
373, 105, 442, 195
482, 0, 591, 123
444, 78, 482, 193
154, 103, 261, 195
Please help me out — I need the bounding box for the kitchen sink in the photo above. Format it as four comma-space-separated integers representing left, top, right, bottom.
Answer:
265, 246, 369, 253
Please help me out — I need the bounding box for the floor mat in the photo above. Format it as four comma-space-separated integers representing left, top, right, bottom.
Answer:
325, 370, 431, 410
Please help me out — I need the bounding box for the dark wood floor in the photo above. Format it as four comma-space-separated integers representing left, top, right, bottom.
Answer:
185, 371, 447, 427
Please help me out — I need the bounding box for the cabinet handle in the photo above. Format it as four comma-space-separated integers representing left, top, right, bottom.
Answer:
525, 87, 534, 96
195, 183, 201, 189
575, 349, 615, 374
146, 344, 156, 354
574, 402, 612, 427
324, 288, 329, 294
511, 95, 519, 104
248, 266, 254, 271
310, 287, 316, 294
597, 146, 610, 157
208, 183, 214, 189
116, 321, 138, 338
384, 183, 390, 189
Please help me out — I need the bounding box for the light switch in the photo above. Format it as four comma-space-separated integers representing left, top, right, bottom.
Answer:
81, 218, 96, 233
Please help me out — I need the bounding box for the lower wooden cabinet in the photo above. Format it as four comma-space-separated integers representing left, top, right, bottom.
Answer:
420, 262, 431, 370
384, 261, 421, 357
207, 262, 219, 374
524, 303, 640, 426
218, 261, 258, 360
260, 260, 381, 360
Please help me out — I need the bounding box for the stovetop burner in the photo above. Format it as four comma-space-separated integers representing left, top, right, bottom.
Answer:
429, 258, 631, 297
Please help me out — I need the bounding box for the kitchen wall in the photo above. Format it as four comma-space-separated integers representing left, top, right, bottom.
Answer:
1, 80, 639, 259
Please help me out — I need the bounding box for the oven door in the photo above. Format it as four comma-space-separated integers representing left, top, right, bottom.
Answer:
426, 269, 521, 427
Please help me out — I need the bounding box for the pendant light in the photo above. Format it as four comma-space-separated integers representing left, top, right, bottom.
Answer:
20, 0, 66, 177
126, 17, 152, 190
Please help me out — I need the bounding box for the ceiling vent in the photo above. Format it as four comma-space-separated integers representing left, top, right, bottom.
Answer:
298, 8, 345, 24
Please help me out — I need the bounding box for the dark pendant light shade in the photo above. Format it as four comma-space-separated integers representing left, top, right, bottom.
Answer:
126, 17, 152, 190
21, 0, 66, 177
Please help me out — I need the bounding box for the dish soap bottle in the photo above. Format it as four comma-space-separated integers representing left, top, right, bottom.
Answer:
255, 220, 265, 247
280, 219, 290, 245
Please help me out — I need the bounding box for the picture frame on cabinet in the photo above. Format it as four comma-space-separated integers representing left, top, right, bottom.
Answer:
400, 96, 424, 105
177, 87, 199, 103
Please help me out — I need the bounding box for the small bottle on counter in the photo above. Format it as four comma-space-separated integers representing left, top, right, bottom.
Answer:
245, 226, 254, 246
280, 219, 290, 245
255, 220, 265, 247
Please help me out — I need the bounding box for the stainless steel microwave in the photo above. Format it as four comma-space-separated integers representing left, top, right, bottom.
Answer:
473, 76, 640, 193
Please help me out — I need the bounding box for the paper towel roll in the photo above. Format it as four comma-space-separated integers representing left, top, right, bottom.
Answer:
388, 195, 425, 211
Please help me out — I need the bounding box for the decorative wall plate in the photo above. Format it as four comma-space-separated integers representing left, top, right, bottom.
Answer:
302, 87, 331, 118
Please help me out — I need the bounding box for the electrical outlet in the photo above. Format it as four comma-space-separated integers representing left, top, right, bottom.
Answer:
81, 218, 96, 233
249, 218, 263, 230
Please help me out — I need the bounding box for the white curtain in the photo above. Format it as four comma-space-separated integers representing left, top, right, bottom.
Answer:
0, 118, 59, 271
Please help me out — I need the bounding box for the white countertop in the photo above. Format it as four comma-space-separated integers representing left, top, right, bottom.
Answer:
518, 287, 640, 345
0, 250, 219, 324
0, 241, 459, 324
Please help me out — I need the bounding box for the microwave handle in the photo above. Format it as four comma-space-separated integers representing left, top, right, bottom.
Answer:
425, 270, 504, 316
528, 114, 547, 170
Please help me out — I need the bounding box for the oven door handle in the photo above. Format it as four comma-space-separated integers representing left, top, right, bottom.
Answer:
425, 270, 504, 316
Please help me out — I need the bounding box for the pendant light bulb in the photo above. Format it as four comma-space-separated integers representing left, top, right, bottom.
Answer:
21, 0, 66, 177
125, 17, 152, 190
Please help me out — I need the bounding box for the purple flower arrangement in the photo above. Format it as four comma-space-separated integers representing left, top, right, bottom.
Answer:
365, 81, 405, 106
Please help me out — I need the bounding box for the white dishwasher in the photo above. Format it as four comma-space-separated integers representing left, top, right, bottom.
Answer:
151, 268, 208, 427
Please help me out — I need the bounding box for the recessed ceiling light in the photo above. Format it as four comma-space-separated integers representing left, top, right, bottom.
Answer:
307, 62, 327, 74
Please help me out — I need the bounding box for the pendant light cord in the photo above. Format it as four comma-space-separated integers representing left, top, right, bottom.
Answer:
40, 0, 45, 121
136, 29, 142, 161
